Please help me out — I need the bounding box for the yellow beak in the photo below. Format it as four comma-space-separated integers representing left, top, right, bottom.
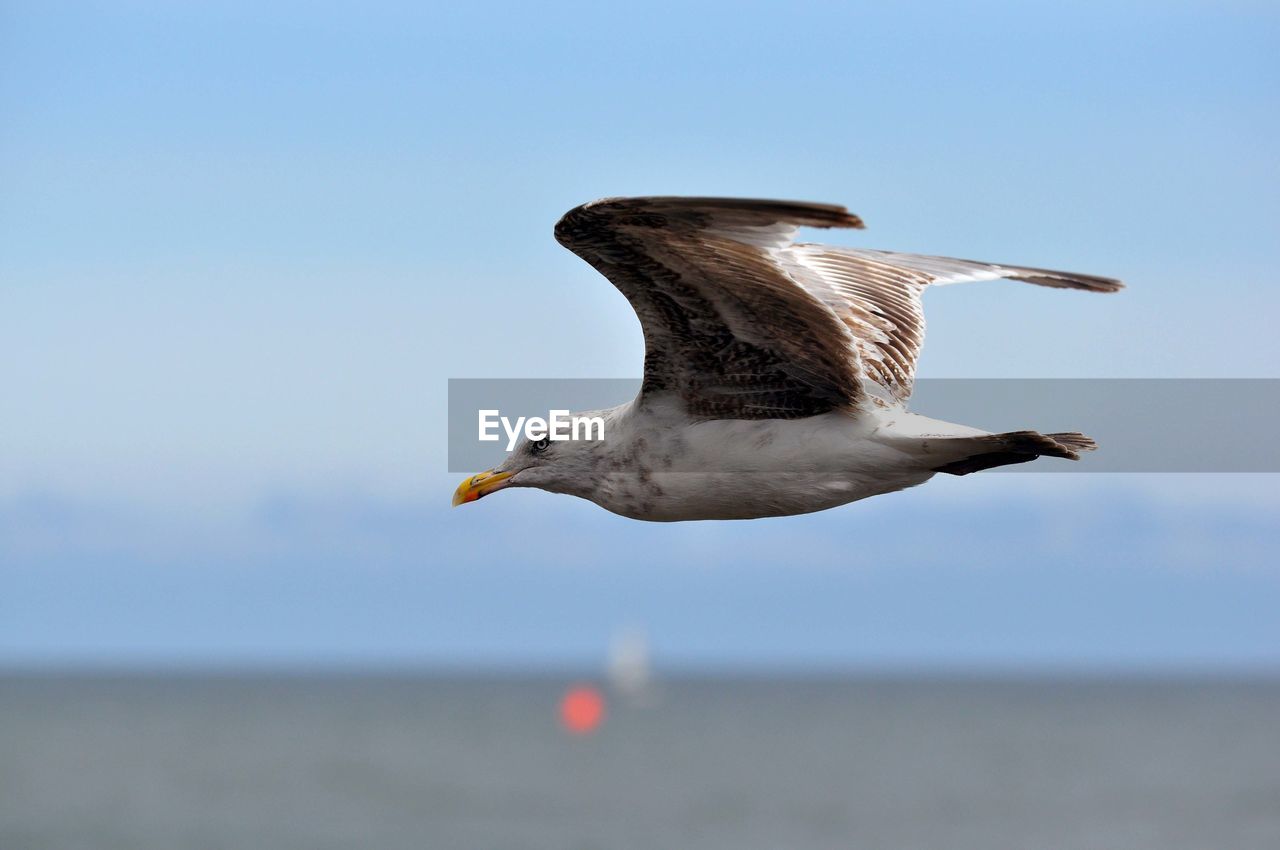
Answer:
452, 469, 514, 507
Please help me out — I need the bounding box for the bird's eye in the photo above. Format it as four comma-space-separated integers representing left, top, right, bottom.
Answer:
531, 437, 551, 454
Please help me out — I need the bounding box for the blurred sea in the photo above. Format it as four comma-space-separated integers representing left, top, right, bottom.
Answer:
2, 675, 1278, 850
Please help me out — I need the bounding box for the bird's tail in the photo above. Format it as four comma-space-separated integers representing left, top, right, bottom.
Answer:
931, 430, 1097, 476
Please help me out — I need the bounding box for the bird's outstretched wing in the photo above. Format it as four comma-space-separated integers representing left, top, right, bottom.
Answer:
783, 245, 1122, 403
555, 196, 1121, 418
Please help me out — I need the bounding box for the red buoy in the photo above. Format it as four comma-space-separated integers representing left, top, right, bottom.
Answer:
559, 685, 605, 735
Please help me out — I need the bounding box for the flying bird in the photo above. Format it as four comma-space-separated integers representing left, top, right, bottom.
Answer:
453, 197, 1121, 521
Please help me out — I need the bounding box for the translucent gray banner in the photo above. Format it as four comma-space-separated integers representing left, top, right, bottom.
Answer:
447, 379, 1280, 473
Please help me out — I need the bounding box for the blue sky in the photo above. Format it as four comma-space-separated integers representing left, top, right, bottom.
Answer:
2, 1, 1278, 670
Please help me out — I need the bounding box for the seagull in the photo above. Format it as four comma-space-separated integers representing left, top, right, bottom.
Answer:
453, 197, 1121, 521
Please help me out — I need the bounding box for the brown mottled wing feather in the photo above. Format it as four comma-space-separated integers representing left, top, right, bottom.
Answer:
784, 247, 1123, 402
555, 196, 1123, 417
554, 196, 867, 419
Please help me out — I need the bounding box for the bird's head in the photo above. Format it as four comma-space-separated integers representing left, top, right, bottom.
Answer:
452, 416, 610, 507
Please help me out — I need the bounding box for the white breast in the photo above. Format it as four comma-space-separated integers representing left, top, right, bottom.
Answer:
588, 405, 937, 521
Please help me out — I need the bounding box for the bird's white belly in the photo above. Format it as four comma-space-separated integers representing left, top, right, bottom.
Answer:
608, 469, 928, 521
591, 411, 935, 521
